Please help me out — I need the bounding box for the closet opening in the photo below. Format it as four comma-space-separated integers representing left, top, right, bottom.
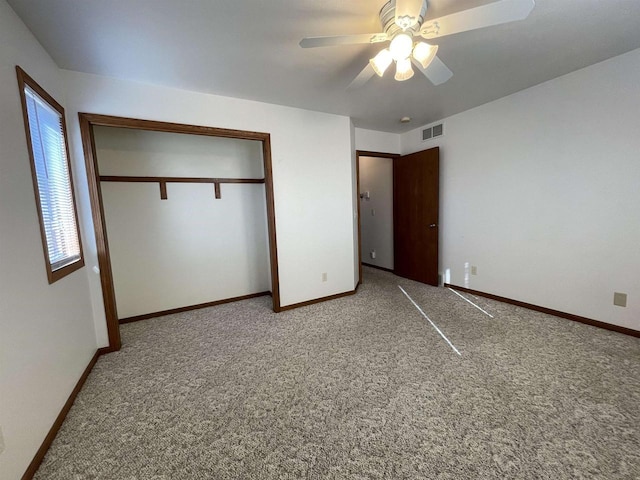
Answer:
80, 114, 280, 352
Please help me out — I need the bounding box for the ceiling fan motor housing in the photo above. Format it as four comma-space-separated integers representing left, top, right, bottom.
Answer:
380, 0, 428, 37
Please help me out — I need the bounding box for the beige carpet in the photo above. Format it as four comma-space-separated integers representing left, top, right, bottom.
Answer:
34, 267, 640, 479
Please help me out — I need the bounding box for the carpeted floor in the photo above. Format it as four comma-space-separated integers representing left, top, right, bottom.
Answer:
34, 267, 640, 479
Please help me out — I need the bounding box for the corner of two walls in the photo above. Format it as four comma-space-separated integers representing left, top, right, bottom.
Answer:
400, 48, 640, 331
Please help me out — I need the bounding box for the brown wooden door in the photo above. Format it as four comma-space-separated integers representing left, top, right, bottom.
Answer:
393, 147, 439, 285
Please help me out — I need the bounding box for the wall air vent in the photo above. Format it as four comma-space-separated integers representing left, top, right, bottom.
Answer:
422, 123, 444, 141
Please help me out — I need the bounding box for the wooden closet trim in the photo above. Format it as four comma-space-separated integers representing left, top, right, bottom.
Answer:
79, 113, 281, 352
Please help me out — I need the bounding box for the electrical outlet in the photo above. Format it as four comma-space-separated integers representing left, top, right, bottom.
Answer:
371, 208, 375, 216
471, 266, 477, 275
370, 251, 376, 259
322, 272, 327, 282
613, 292, 627, 307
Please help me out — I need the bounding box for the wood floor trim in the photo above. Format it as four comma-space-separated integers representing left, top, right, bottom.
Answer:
362, 262, 394, 274
21, 350, 101, 480
119, 291, 272, 324
97, 346, 117, 355
279, 286, 359, 312
445, 283, 639, 338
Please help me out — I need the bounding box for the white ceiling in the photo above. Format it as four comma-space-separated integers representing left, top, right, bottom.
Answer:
8, 0, 640, 133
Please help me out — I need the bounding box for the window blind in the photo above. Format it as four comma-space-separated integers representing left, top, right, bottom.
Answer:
24, 86, 81, 271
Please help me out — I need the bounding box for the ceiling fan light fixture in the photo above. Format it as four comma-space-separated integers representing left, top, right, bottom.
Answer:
394, 57, 414, 81
413, 42, 438, 69
370, 49, 393, 77
300, 0, 537, 89
389, 32, 413, 61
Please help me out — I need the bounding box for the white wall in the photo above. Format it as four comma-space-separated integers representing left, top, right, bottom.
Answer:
0, 2, 98, 478
63, 70, 357, 344
95, 126, 265, 177
359, 156, 394, 270
402, 48, 640, 331
95, 127, 270, 318
355, 127, 401, 154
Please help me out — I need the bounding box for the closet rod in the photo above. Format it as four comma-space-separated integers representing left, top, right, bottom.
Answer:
99, 175, 265, 200
99, 176, 264, 184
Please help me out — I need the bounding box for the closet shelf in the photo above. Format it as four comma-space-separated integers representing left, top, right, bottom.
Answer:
99, 175, 265, 200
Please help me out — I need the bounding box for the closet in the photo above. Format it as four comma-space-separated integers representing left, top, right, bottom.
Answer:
88, 121, 277, 332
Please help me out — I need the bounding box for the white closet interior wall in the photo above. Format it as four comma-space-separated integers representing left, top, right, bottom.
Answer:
94, 126, 271, 319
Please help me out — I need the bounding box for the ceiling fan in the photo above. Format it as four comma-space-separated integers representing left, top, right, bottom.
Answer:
300, 0, 535, 87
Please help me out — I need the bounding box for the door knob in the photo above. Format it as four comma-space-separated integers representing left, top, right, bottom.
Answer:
429, 224, 437, 228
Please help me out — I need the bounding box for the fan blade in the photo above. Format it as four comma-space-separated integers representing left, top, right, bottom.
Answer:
348, 63, 376, 89
420, 0, 535, 39
300, 33, 388, 48
412, 56, 453, 85
395, 0, 425, 30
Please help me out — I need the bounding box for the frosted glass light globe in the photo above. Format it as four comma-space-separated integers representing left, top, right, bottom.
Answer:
369, 49, 393, 77
413, 42, 438, 69
395, 57, 414, 81
389, 33, 413, 61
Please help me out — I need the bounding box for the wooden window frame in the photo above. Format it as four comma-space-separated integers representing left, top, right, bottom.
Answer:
16, 66, 85, 284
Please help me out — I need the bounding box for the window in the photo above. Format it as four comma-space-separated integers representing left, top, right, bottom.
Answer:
16, 66, 84, 283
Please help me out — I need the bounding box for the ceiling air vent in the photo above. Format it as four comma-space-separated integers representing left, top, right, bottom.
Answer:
423, 123, 444, 141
